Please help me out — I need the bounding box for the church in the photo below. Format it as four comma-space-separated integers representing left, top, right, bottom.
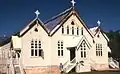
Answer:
0, 0, 119, 74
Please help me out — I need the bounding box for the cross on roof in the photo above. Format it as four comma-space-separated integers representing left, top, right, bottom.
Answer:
97, 20, 101, 26
71, 0, 76, 7
35, 10, 40, 18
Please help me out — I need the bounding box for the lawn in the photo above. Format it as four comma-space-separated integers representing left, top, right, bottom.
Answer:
68, 70, 120, 74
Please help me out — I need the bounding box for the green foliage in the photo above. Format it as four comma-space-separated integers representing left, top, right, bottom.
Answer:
106, 30, 120, 58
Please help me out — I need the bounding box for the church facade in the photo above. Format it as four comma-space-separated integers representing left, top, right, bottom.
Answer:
0, 0, 119, 74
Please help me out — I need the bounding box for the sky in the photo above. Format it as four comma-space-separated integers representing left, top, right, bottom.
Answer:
0, 0, 120, 36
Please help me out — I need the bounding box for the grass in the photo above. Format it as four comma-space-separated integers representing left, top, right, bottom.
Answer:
68, 70, 120, 74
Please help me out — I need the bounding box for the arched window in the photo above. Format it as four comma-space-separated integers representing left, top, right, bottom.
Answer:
72, 27, 74, 35
81, 27, 83, 35
77, 27, 79, 35
67, 26, 69, 34
80, 41, 86, 58
71, 21, 75, 25
62, 26, 64, 34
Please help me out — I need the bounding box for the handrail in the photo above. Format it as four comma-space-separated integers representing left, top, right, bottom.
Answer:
109, 57, 119, 68
63, 60, 69, 68
63, 57, 76, 72
70, 58, 76, 63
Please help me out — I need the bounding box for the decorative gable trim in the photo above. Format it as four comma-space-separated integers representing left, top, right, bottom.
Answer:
20, 18, 49, 37
77, 36, 91, 49
49, 8, 94, 38
50, 12, 73, 36
94, 27, 109, 42
74, 10, 94, 38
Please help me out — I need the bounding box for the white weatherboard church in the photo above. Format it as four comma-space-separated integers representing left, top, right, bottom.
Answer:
0, 0, 119, 74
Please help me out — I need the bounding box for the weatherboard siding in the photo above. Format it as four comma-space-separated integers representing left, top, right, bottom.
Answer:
21, 23, 51, 67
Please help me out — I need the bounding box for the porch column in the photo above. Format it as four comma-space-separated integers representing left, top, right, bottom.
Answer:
75, 47, 77, 63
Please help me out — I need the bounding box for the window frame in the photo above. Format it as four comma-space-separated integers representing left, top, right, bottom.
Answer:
62, 25, 64, 34
72, 27, 74, 35
96, 44, 102, 56
31, 40, 44, 58
58, 41, 64, 57
67, 26, 69, 34
80, 41, 87, 58
77, 27, 79, 35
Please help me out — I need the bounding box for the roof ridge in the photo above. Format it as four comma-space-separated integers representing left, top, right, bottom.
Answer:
44, 7, 72, 24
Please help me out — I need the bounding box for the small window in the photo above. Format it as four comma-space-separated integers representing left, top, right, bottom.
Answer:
81, 27, 83, 35
77, 27, 79, 35
39, 41, 41, 48
62, 26, 64, 34
97, 35, 100, 38
72, 27, 74, 35
84, 51, 86, 58
71, 21, 75, 25
67, 26, 69, 34
34, 28, 38, 32
81, 51, 83, 58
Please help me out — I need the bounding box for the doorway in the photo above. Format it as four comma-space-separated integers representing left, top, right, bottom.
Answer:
70, 48, 75, 61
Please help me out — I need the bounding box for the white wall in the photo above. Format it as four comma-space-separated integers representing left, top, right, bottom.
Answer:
21, 23, 51, 67
20, 14, 109, 68
51, 15, 93, 65
91, 31, 108, 64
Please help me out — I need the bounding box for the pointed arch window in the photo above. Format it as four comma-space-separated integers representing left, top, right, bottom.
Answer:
72, 27, 74, 35
81, 27, 83, 35
71, 21, 75, 25
77, 27, 79, 35
80, 41, 86, 58
67, 26, 69, 34
62, 25, 64, 34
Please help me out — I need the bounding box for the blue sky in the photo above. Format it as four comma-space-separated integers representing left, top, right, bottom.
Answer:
0, 0, 120, 36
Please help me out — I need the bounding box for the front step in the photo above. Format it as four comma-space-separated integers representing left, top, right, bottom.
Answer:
63, 58, 76, 73
108, 57, 119, 69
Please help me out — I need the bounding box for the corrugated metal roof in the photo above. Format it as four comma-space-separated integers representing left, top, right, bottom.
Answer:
44, 7, 72, 32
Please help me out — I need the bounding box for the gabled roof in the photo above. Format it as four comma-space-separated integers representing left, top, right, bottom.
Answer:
19, 18, 49, 37
44, 7, 94, 37
13, 7, 95, 38
67, 35, 91, 49
44, 7, 73, 32
90, 26, 109, 42
89, 26, 99, 35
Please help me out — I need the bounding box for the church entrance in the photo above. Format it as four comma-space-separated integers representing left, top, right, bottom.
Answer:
70, 48, 75, 61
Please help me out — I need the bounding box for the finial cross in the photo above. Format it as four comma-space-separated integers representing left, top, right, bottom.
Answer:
35, 10, 40, 18
97, 20, 101, 26
71, 0, 76, 7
